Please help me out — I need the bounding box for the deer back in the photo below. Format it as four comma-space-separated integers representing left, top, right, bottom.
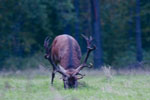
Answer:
51, 35, 81, 69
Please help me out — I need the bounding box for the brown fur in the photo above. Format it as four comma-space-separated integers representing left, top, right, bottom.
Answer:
51, 34, 81, 70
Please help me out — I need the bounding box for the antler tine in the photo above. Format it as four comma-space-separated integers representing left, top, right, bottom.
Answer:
81, 34, 90, 46
76, 72, 85, 76
44, 36, 51, 54
73, 63, 93, 76
74, 34, 96, 75
76, 73, 85, 80
81, 34, 88, 41
56, 66, 69, 77
81, 34, 94, 48
89, 36, 93, 42
44, 36, 49, 47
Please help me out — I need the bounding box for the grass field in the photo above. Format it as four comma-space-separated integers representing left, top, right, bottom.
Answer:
0, 69, 150, 100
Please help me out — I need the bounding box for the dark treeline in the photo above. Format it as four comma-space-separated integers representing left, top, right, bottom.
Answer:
0, 0, 150, 70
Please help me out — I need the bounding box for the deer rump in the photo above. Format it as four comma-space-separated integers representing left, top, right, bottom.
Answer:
44, 34, 95, 88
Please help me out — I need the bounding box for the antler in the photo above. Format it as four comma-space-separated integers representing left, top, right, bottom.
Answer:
73, 34, 96, 75
81, 34, 96, 63
56, 65, 69, 77
73, 63, 93, 76
44, 36, 69, 78
44, 36, 50, 54
76, 73, 85, 80
56, 68, 69, 77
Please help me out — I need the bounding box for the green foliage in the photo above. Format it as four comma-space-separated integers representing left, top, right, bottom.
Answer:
100, 0, 150, 66
3, 52, 49, 70
0, 0, 150, 69
0, 0, 75, 70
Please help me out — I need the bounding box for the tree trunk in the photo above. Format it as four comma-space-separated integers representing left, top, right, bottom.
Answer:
64, 23, 71, 35
80, 0, 92, 36
136, 0, 143, 62
74, 0, 80, 41
12, 13, 24, 57
128, 8, 133, 41
10, 1, 25, 57
128, 5, 134, 52
80, 0, 92, 53
90, 0, 103, 68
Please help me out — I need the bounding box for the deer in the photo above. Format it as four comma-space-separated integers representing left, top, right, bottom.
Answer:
44, 34, 95, 88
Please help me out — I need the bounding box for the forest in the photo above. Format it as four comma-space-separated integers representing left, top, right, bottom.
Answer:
0, 0, 150, 70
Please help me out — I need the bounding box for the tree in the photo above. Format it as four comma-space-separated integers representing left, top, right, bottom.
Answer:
74, 0, 80, 41
79, 0, 92, 53
136, 0, 143, 62
90, 0, 103, 68
55, 0, 75, 35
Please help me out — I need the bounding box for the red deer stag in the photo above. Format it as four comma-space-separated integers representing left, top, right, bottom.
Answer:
44, 34, 95, 88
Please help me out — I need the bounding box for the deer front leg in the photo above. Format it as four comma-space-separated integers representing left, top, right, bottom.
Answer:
51, 69, 56, 85
47, 54, 57, 85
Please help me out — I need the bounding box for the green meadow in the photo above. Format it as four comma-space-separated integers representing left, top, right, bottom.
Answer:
0, 70, 150, 100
